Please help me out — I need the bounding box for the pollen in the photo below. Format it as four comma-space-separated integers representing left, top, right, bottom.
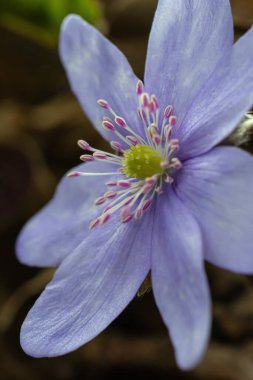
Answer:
122, 145, 163, 179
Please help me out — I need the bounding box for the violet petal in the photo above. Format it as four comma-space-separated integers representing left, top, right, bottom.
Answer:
152, 191, 211, 370
145, 0, 233, 126
60, 15, 143, 142
175, 146, 253, 273
178, 26, 253, 159
16, 161, 122, 267
20, 215, 152, 357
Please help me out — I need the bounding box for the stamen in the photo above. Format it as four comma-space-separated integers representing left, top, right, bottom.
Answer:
100, 213, 110, 224
80, 155, 95, 162
67, 171, 121, 177
122, 214, 134, 223
141, 93, 150, 109
97, 99, 110, 109
70, 82, 183, 228
145, 176, 157, 186
136, 80, 143, 96
171, 157, 182, 169
93, 152, 109, 160
102, 119, 116, 132
165, 175, 174, 184
106, 181, 117, 186
142, 183, 153, 194
95, 196, 106, 205
152, 134, 161, 145
67, 171, 81, 178
111, 141, 123, 152
78, 140, 91, 151
149, 124, 158, 135
104, 191, 117, 199
134, 209, 143, 220
89, 218, 100, 230
126, 136, 139, 145
160, 160, 170, 170
143, 200, 152, 211
151, 95, 159, 111
169, 115, 177, 127
164, 105, 173, 119
117, 180, 132, 188
115, 116, 127, 128
120, 206, 132, 222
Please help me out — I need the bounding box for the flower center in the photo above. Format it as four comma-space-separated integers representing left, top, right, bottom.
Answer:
68, 80, 183, 229
122, 145, 163, 179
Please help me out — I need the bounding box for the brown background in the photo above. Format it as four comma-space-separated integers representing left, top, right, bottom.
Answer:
1, 1, 253, 379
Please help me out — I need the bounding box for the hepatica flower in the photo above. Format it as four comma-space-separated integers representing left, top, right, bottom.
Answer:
16, 0, 253, 370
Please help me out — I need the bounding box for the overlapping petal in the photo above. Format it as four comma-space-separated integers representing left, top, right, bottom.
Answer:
60, 15, 142, 142
145, 0, 233, 126
16, 161, 121, 267
152, 192, 211, 370
175, 147, 253, 273
20, 214, 152, 357
178, 26, 253, 159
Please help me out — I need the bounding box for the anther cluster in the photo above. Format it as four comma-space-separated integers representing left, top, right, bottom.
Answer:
68, 80, 182, 228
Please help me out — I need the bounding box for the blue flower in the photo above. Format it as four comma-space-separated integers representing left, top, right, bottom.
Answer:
16, 0, 253, 370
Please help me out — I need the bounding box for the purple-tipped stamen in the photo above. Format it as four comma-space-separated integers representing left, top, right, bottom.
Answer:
97, 99, 110, 109
78, 139, 91, 151
80, 155, 95, 162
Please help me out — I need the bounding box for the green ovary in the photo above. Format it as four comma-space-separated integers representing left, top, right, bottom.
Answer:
122, 145, 163, 179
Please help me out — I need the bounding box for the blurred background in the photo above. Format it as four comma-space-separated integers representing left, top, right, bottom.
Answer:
0, 1, 253, 379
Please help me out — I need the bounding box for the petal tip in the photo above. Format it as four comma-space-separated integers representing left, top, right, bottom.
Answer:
175, 306, 211, 371
15, 228, 30, 266
20, 322, 43, 358
15, 225, 42, 268
175, 344, 207, 371
60, 13, 84, 33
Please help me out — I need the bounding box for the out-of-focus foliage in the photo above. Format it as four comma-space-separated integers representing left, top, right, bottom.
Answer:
0, 0, 101, 45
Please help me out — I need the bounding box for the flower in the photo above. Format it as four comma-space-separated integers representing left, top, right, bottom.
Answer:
16, 0, 253, 371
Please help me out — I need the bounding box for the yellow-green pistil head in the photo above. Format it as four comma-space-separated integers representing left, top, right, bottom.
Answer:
122, 145, 163, 179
